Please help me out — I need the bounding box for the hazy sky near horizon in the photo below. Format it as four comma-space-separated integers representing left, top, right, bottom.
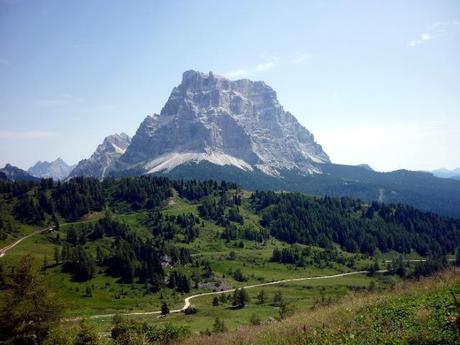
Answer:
0, 0, 459, 172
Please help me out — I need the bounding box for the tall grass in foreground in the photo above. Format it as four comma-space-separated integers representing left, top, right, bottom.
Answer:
179, 268, 460, 345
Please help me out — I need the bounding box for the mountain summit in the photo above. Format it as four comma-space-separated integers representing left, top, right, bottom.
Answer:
113, 70, 329, 176
69, 133, 131, 179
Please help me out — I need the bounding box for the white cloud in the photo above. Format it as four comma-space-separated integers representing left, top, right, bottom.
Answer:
223, 55, 281, 79
409, 20, 459, 47
420, 33, 432, 41
0, 130, 55, 140
409, 33, 432, 47
223, 52, 311, 80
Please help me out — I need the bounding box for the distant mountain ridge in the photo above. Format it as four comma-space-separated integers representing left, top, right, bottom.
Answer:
431, 168, 460, 180
0, 164, 39, 182
28, 158, 74, 180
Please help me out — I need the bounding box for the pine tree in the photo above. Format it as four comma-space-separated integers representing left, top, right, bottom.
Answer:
394, 255, 407, 277
278, 301, 288, 319
257, 290, 265, 304
273, 290, 283, 306
456, 246, 460, 266
85, 286, 93, 297
232, 288, 249, 308
161, 302, 170, 315
212, 296, 219, 306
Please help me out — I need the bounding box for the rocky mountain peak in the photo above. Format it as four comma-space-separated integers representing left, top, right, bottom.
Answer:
28, 157, 74, 180
99, 133, 131, 155
114, 70, 329, 176
69, 133, 131, 179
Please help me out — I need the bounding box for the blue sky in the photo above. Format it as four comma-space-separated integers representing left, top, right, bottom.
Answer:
0, 0, 459, 172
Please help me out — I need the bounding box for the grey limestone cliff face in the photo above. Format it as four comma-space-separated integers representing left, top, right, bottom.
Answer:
115, 70, 329, 175
69, 133, 131, 179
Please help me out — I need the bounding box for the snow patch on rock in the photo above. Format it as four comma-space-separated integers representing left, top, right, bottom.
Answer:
146, 151, 254, 174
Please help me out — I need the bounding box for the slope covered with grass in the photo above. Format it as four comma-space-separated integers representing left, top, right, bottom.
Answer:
180, 268, 460, 345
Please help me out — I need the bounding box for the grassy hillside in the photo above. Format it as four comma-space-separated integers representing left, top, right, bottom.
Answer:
180, 268, 460, 345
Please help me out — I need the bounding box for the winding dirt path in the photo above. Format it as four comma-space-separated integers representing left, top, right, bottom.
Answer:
82, 270, 385, 320
0, 227, 53, 258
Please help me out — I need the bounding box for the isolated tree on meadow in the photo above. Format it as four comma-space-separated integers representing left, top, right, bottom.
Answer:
212, 296, 219, 306
232, 288, 249, 308
161, 302, 170, 315
278, 301, 288, 320
257, 290, 266, 304
273, 290, 283, 306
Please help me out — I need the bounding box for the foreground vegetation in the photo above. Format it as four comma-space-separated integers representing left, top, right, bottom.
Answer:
180, 268, 460, 345
2, 256, 458, 345
1, 176, 460, 344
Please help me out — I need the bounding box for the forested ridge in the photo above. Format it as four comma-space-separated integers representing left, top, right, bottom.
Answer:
252, 191, 460, 256
1, 176, 459, 257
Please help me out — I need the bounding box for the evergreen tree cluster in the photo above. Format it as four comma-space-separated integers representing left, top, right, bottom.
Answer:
0, 176, 178, 223
271, 245, 309, 266
59, 215, 198, 290
106, 176, 173, 211
62, 245, 96, 281
61, 217, 164, 285
174, 179, 238, 201
252, 191, 460, 256
53, 177, 105, 220
271, 245, 359, 269
198, 193, 245, 227
144, 209, 200, 242
221, 223, 268, 243
167, 270, 191, 293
